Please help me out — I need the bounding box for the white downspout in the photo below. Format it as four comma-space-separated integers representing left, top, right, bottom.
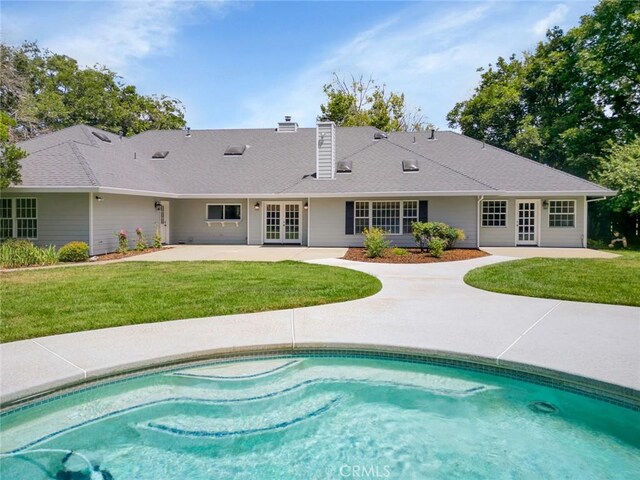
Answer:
88, 192, 94, 255
307, 197, 311, 247
476, 195, 484, 249
246, 198, 250, 245
583, 196, 588, 248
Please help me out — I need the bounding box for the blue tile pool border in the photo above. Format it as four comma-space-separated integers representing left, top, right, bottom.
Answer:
2, 347, 639, 417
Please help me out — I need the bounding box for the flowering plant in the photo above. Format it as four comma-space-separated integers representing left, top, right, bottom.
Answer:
116, 229, 129, 254
135, 227, 147, 251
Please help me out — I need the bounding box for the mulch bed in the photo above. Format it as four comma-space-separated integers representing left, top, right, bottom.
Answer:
94, 247, 169, 262
343, 247, 489, 264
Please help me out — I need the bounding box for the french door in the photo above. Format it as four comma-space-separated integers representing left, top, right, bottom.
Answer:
158, 201, 170, 244
516, 200, 539, 246
264, 202, 301, 244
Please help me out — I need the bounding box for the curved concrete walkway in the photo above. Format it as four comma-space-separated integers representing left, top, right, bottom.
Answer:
1, 255, 638, 406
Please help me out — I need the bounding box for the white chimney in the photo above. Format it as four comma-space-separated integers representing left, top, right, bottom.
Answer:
277, 116, 298, 132
316, 121, 335, 180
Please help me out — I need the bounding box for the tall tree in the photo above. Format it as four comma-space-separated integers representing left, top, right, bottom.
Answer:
447, 0, 640, 179
0, 42, 187, 140
0, 112, 26, 188
593, 138, 640, 216
319, 74, 430, 132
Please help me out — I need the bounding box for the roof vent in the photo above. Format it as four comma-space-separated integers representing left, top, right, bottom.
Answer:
152, 151, 169, 159
336, 160, 352, 174
185, 127, 191, 138
224, 145, 247, 156
428, 129, 436, 141
373, 132, 388, 140
277, 116, 298, 133
402, 159, 419, 172
91, 131, 111, 143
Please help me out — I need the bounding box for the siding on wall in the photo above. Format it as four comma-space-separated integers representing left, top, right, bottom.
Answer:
308, 197, 477, 248
479, 196, 586, 247
2, 192, 89, 248
171, 199, 248, 245
92, 194, 162, 254
316, 123, 335, 180
540, 197, 586, 247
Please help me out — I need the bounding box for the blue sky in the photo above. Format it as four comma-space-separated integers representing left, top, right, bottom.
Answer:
2, 0, 598, 130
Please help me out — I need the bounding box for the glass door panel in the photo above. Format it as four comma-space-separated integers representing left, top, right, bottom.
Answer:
517, 201, 537, 245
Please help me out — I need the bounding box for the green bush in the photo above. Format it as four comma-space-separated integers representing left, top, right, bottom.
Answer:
363, 227, 390, 258
587, 238, 608, 250
428, 237, 446, 258
446, 227, 466, 249
0, 239, 59, 268
58, 241, 90, 262
412, 221, 466, 251
135, 227, 147, 251
392, 247, 408, 256
152, 225, 163, 249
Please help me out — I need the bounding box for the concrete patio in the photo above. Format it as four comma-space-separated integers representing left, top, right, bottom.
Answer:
122, 245, 348, 262
2, 252, 638, 406
480, 247, 619, 258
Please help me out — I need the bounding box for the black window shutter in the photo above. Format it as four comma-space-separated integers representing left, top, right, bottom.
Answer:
345, 201, 354, 235
418, 200, 428, 222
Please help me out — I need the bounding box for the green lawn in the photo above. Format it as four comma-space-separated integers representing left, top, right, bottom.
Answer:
464, 250, 640, 307
0, 261, 381, 343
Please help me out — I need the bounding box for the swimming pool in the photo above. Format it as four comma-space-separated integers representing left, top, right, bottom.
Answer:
1, 354, 639, 479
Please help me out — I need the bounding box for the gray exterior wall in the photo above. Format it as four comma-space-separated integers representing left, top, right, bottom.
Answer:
479, 196, 586, 247
308, 197, 477, 248
171, 199, 248, 245
92, 193, 163, 255
1, 192, 89, 248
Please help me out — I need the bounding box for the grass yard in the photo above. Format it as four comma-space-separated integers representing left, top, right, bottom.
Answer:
464, 250, 640, 307
0, 261, 381, 343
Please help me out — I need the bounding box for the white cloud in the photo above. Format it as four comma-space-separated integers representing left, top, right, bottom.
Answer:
532, 4, 569, 37
40, 1, 226, 73
236, 3, 495, 129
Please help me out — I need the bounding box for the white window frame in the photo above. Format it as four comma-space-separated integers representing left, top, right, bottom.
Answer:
353, 200, 418, 236
548, 199, 576, 228
1, 197, 38, 240
481, 200, 508, 228
205, 203, 242, 222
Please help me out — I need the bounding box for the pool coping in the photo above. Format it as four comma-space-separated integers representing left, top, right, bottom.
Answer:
2, 344, 638, 416
2, 255, 639, 409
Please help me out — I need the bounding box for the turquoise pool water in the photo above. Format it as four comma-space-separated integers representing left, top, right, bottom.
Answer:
1, 355, 639, 479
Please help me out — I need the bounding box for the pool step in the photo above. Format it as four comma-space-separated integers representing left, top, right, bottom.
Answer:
138, 393, 340, 441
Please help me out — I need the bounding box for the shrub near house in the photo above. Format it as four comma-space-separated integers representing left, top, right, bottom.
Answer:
0, 239, 58, 268
411, 221, 466, 256
58, 241, 90, 263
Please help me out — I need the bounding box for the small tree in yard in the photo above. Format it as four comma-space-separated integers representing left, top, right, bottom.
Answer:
363, 227, 390, 258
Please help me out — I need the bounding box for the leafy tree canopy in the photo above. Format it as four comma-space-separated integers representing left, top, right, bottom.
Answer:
0, 42, 186, 141
0, 112, 26, 188
593, 137, 640, 215
447, 0, 640, 179
319, 74, 431, 132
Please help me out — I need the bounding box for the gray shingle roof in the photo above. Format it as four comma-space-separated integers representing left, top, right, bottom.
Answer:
10, 124, 614, 196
